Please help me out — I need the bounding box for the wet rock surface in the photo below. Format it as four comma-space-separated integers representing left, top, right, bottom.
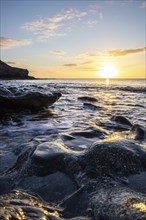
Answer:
111, 115, 133, 127
78, 96, 98, 102
83, 102, 105, 111
0, 190, 62, 219
16, 172, 77, 203
0, 135, 146, 219
129, 124, 146, 140
70, 124, 107, 139
0, 79, 146, 219
90, 178, 146, 220
0, 86, 61, 112
82, 135, 146, 177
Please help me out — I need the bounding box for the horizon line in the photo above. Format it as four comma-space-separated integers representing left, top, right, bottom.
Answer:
32, 77, 146, 80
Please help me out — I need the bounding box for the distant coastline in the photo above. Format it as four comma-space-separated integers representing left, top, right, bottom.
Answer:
0, 60, 35, 80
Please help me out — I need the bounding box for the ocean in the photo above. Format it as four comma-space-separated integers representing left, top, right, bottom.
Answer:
0, 78, 146, 219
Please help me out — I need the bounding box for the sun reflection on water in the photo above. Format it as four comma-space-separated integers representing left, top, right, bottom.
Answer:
105, 78, 110, 86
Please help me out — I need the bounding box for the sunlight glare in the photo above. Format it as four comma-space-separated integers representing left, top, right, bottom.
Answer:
105, 78, 110, 85
98, 63, 119, 78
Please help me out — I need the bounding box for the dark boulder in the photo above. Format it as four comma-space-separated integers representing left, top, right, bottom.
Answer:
78, 96, 98, 102
90, 178, 146, 220
0, 91, 61, 112
83, 103, 104, 111
81, 135, 146, 177
111, 115, 133, 127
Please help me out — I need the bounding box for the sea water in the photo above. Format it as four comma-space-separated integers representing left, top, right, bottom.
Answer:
0, 78, 145, 157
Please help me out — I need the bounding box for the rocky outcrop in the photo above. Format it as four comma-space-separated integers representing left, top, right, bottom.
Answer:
0, 86, 61, 112
0, 60, 34, 79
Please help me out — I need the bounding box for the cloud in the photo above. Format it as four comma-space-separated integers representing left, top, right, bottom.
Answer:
22, 20, 63, 41
0, 37, 32, 49
37, 31, 66, 41
23, 20, 60, 32
64, 63, 77, 67
81, 61, 94, 65
49, 9, 87, 23
21, 6, 104, 41
63, 59, 95, 68
63, 53, 89, 61
106, 47, 146, 56
22, 19, 46, 31
22, 9, 87, 41
99, 12, 103, 20
88, 47, 146, 58
49, 50, 66, 55
86, 20, 97, 27
89, 4, 103, 20
140, 1, 146, 8
61, 47, 146, 69
89, 52, 99, 57
6, 61, 16, 65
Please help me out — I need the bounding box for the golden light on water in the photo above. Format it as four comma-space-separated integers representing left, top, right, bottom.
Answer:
132, 202, 146, 212
105, 78, 110, 85
98, 63, 119, 78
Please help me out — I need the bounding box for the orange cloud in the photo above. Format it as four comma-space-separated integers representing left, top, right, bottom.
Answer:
81, 60, 94, 65
6, 61, 16, 65
64, 63, 77, 67
106, 47, 146, 56
63, 60, 94, 67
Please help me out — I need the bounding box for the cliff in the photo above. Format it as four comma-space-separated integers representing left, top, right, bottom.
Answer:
0, 60, 34, 79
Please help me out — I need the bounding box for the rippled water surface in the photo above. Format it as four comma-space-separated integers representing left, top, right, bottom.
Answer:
0, 79, 145, 157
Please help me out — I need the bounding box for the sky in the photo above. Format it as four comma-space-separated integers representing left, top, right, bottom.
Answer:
0, 0, 146, 78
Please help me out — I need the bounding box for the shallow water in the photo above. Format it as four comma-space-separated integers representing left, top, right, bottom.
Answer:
0, 78, 146, 219
0, 79, 145, 154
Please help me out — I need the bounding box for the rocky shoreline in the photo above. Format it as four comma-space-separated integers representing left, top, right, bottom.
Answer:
0, 80, 146, 219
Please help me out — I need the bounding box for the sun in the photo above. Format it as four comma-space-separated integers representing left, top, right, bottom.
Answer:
98, 63, 119, 78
